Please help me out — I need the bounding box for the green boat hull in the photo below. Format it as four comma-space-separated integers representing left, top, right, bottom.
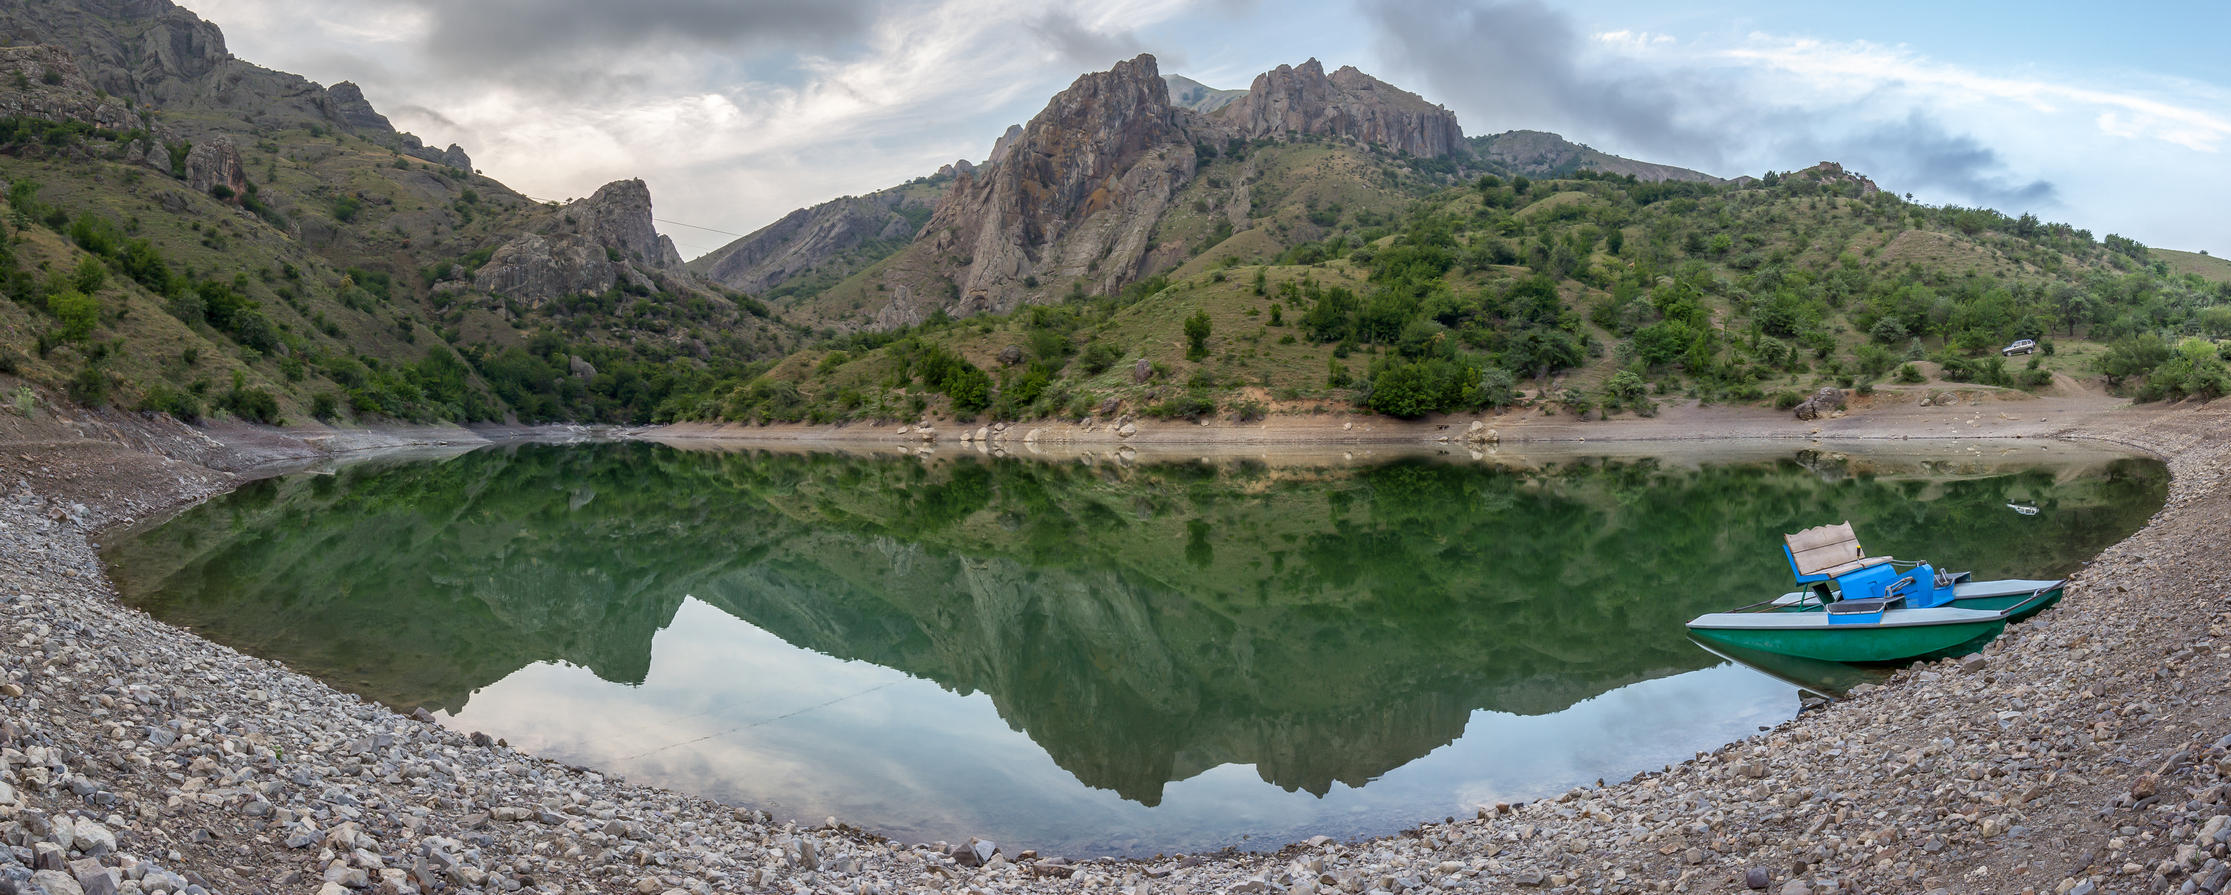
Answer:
1688, 617, 2008, 664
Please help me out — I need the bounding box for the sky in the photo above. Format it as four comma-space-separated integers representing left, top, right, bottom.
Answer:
183, 0, 2229, 260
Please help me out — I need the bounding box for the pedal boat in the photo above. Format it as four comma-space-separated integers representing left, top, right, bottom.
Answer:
1685, 522, 2064, 664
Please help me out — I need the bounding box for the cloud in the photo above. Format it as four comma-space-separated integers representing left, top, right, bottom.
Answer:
1028, 10, 1156, 70
391, 0, 883, 84
1359, 0, 2069, 211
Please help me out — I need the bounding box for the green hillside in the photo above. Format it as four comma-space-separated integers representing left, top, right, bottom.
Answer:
718, 166, 2231, 424
0, 121, 796, 425
2153, 247, 2231, 284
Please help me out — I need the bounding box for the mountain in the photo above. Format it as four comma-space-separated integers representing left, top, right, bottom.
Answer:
1470, 130, 1718, 183
0, 0, 793, 426
737, 54, 1476, 329
686, 176, 948, 298
1164, 74, 1245, 113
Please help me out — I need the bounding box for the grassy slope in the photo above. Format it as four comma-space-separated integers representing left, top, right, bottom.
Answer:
2154, 248, 2231, 284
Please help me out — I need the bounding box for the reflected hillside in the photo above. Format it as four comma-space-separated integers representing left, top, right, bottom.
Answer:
104, 443, 2164, 803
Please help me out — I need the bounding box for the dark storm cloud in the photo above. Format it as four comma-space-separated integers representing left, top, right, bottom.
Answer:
1027, 11, 1159, 71
1361, 0, 2058, 211
381, 0, 885, 81
1826, 114, 2059, 209
1362, 0, 1705, 157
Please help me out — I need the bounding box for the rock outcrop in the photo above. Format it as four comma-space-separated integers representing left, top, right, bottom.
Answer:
0, 45, 141, 130
473, 179, 685, 306
1788, 161, 1882, 196
322, 81, 391, 131
182, 135, 246, 199
917, 53, 1196, 313
1215, 59, 1463, 158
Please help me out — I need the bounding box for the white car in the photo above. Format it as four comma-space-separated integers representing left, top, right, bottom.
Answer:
2001, 339, 2037, 356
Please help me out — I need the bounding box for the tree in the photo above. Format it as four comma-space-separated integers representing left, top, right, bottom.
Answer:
1183, 310, 1212, 361
47, 290, 97, 342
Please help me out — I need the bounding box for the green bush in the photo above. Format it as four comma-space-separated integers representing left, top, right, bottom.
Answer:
1895, 363, 1925, 384
66, 365, 110, 407
46, 289, 98, 341
137, 384, 202, 421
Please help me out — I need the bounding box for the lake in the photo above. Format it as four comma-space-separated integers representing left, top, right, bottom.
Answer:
101, 439, 2165, 856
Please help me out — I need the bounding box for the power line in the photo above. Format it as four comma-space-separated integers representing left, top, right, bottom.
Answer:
653, 218, 748, 238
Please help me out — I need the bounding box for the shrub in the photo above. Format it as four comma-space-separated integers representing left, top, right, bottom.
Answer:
1895, 363, 1925, 384
137, 384, 202, 421
220, 370, 281, 424
46, 289, 98, 341
66, 365, 110, 407
1077, 341, 1123, 375
1183, 310, 1212, 361
1146, 392, 1217, 420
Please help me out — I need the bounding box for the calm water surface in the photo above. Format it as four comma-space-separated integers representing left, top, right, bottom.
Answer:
102, 441, 2166, 856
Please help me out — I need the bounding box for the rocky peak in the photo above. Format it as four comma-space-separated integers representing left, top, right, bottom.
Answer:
473, 179, 684, 306
912, 53, 1195, 314
323, 81, 392, 131
1219, 58, 1463, 158
572, 179, 683, 270
985, 124, 1023, 165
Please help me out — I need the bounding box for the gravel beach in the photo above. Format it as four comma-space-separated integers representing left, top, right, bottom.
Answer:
2, 397, 2226, 895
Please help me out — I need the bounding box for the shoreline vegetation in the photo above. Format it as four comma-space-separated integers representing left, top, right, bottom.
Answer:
2, 395, 2229, 894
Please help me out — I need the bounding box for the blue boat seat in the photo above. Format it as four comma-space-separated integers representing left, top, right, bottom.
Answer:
1784, 522, 1894, 583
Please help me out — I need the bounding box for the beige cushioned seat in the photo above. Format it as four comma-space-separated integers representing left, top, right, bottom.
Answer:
1785, 521, 1894, 578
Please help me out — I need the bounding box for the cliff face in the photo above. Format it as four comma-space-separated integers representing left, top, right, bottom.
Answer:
1215, 59, 1463, 158
916, 53, 1197, 315
0, 45, 140, 129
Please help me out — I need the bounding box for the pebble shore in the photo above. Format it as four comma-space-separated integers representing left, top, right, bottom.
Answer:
2, 405, 2228, 895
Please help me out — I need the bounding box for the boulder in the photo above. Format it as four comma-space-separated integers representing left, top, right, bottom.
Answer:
1132, 358, 1155, 383
997, 346, 1025, 367
1792, 386, 1846, 421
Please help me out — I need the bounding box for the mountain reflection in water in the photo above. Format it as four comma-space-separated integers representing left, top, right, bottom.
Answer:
103, 442, 2165, 854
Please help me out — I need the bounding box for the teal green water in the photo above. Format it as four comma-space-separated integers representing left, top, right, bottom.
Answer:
101, 442, 2165, 856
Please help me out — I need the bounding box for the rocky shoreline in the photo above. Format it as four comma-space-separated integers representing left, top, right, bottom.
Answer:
3, 402, 2228, 895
